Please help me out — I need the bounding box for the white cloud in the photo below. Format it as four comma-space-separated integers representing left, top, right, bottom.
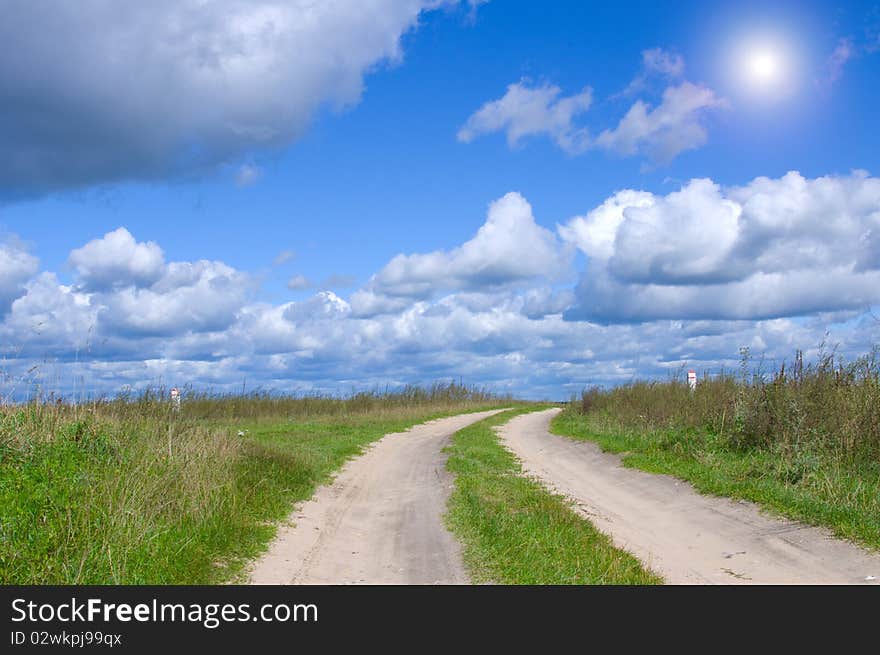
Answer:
608, 179, 742, 285
1, 273, 95, 354
518, 287, 576, 319
273, 250, 296, 266
0, 0, 466, 196
622, 48, 685, 96
4, 277, 869, 399
596, 82, 728, 164
51, 228, 256, 341
460, 62, 723, 164
235, 164, 261, 187
642, 48, 685, 77
827, 39, 854, 85
570, 267, 880, 324
727, 170, 880, 275
97, 260, 252, 337
365, 192, 569, 308
1, 180, 878, 400
561, 171, 880, 322
0, 237, 39, 314
68, 227, 165, 291
558, 189, 655, 261
283, 291, 351, 323
349, 289, 414, 318
287, 274, 313, 290
457, 81, 592, 154
815, 38, 856, 89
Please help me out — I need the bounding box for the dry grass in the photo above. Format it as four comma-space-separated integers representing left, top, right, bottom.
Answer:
577, 348, 880, 460
554, 347, 880, 549
0, 382, 509, 584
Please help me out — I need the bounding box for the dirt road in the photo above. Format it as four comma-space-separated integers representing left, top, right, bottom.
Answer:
249, 409, 506, 584
500, 408, 880, 584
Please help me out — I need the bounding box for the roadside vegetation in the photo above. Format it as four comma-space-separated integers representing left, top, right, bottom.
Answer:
0, 383, 508, 584
445, 407, 662, 584
552, 348, 880, 551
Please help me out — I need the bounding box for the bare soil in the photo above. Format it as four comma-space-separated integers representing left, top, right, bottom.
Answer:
248, 409, 506, 584
500, 408, 880, 585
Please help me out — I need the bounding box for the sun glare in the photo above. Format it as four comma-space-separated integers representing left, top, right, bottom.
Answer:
746, 49, 781, 84
729, 34, 798, 102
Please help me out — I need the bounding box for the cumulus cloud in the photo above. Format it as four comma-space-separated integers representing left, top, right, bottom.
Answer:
361, 192, 569, 313
283, 291, 351, 323
0, 0, 464, 196
457, 81, 592, 154
561, 171, 880, 322
558, 189, 655, 261
518, 287, 576, 319
596, 82, 727, 164
68, 227, 165, 291
0, 237, 39, 314
622, 47, 685, 95
608, 179, 742, 285
62, 228, 253, 339
459, 61, 723, 164
1, 272, 96, 354
1, 180, 878, 400
97, 260, 252, 337
349, 289, 414, 318
4, 269, 870, 399
287, 274, 313, 290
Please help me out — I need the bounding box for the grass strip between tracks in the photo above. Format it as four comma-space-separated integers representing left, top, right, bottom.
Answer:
445, 407, 662, 584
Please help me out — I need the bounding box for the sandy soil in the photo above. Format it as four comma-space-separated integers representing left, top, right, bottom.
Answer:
248, 409, 506, 584
500, 408, 880, 585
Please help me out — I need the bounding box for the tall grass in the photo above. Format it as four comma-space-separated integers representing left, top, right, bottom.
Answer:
168, 382, 502, 421
555, 347, 880, 549
0, 382, 509, 584
576, 348, 880, 460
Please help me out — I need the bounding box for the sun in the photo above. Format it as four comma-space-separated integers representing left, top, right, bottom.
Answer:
729, 34, 798, 101
746, 49, 781, 85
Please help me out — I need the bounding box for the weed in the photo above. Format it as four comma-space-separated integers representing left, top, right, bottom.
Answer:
0, 383, 509, 583
445, 408, 661, 585
552, 348, 880, 550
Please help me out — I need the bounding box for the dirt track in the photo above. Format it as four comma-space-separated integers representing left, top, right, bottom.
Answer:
500, 408, 880, 584
248, 409, 505, 584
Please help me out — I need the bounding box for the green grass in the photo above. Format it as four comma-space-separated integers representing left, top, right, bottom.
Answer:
444, 407, 662, 585
0, 384, 508, 584
551, 408, 880, 552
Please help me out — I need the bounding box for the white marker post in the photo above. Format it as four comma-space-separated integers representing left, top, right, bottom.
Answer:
170, 387, 181, 412
687, 370, 697, 393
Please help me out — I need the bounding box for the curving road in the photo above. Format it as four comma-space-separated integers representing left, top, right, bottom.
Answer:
249, 409, 506, 585
500, 408, 880, 584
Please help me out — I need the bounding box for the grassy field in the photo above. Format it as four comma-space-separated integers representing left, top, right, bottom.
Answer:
445, 407, 662, 584
552, 349, 880, 551
0, 383, 508, 584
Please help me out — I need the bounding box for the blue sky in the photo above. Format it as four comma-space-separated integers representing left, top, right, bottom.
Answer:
1, 0, 879, 399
